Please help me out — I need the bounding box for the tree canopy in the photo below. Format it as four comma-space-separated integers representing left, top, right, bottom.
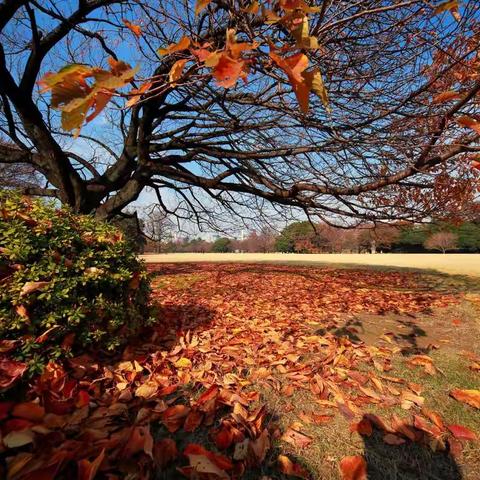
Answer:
1, 0, 479, 226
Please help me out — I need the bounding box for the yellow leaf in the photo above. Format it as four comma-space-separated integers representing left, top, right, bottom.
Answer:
175, 357, 192, 368
305, 69, 330, 112
204, 51, 222, 67
3, 430, 35, 448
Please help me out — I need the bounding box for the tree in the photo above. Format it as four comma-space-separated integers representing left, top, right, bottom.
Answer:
212, 237, 232, 253
358, 225, 400, 254
457, 222, 480, 252
1, 1, 479, 226
142, 205, 175, 253
424, 231, 459, 254
275, 221, 315, 252
240, 228, 276, 252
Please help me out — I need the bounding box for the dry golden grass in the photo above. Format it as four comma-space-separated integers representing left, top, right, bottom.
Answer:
141, 253, 480, 277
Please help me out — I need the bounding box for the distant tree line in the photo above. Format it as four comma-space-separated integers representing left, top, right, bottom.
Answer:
142, 216, 480, 255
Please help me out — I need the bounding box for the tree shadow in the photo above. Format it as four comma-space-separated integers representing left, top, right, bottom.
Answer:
361, 422, 462, 480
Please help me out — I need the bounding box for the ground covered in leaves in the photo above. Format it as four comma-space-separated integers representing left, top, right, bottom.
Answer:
1, 263, 480, 479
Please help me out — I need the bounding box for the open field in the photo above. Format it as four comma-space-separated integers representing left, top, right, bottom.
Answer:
141, 253, 480, 277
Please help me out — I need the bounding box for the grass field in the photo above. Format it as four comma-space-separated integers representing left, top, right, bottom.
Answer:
147, 261, 480, 479
141, 253, 480, 277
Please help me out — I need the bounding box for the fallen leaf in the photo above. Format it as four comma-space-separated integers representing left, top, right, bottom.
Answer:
447, 424, 478, 441
77, 449, 105, 480
278, 454, 310, 478
339, 455, 367, 480
450, 389, 480, 409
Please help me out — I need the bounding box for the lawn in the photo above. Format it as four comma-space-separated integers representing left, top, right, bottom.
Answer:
141, 253, 480, 278
147, 262, 480, 479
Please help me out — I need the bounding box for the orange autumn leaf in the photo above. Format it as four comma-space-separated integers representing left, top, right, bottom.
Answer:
432, 90, 461, 104
212, 55, 246, 88
270, 51, 311, 112
350, 418, 373, 436
456, 115, 480, 135
278, 454, 310, 478
195, 0, 212, 16
11, 402, 45, 422
15, 305, 29, 319
169, 59, 189, 85
157, 36, 191, 56
339, 455, 367, 480
184, 443, 232, 478
183, 409, 204, 432
162, 404, 190, 432
126, 81, 152, 107
77, 449, 105, 480
450, 389, 480, 409
123, 19, 142, 37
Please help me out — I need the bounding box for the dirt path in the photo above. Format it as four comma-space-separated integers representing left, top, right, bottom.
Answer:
141, 253, 480, 277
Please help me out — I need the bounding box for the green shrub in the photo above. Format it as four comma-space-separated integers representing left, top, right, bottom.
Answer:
0, 191, 151, 375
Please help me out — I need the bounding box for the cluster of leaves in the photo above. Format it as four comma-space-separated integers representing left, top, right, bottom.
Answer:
0, 262, 478, 479
39, 0, 334, 134
0, 190, 151, 380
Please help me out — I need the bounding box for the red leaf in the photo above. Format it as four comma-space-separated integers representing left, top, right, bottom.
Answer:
447, 424, 478, 441
75, 390, 90, 408
0, 355, 27, 390
121, 426, 154, 458
339, 455, 367, 480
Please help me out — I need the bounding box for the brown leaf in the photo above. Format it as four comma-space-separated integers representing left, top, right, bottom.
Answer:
20, 281, 50, 297
153, 438, 178, 468
281, 426, 313, 448
383, 433, 406, 445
